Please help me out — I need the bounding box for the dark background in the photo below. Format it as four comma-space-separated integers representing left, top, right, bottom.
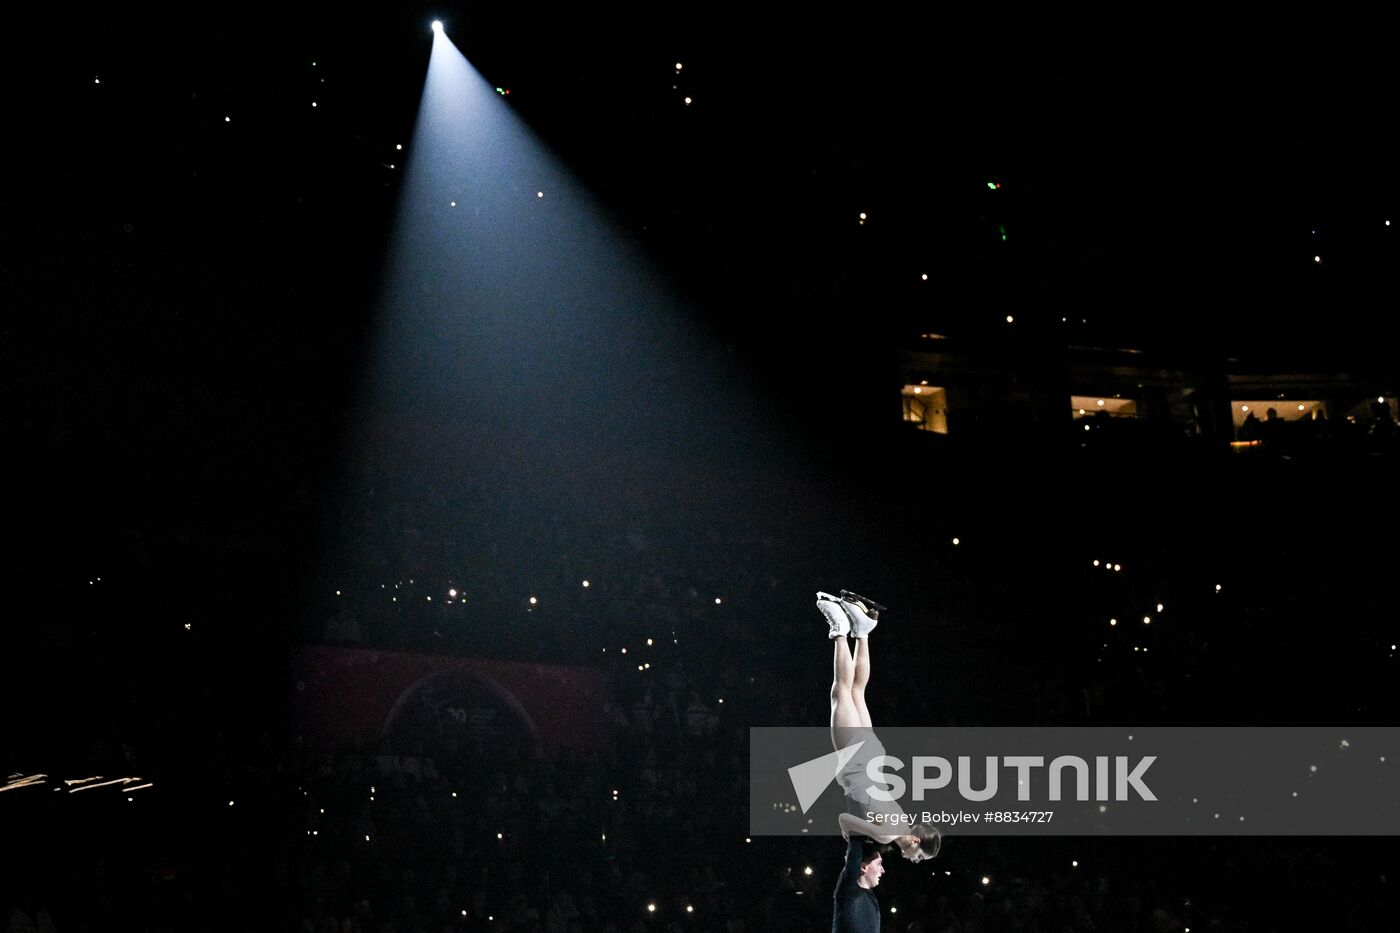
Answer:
5, 3, 1399, 930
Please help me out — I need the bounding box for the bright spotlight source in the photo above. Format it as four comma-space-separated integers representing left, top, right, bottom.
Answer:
431, 20, 443, 32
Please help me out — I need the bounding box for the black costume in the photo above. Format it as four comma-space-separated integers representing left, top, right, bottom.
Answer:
832, 837, 880, 933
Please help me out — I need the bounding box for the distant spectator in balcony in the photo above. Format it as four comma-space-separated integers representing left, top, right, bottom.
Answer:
1259, 408, 1286, 449
1368, 400, 1397, 451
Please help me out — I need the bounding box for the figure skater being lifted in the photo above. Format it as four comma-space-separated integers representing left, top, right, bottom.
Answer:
818, 591, 939, 903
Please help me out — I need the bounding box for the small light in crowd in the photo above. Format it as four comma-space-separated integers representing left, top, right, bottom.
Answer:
224, 116, 231, 123
582, 580, 590, 587
647, 638, 653, 646
529, 596, 537, 604
1110, 619, 1117, 626
859, 212, 868, 220
1313, 255, 1321, 262
320, 808, 325, 814
229, 800, 234, 807
1380, 397, 1387, 404
426, 596, 432, 602
981, 876, 990, 885
1298, 404, 1305, 411
921, 273, 928, 281
1006, 315, 1014, 323
1113, 564, 1121, 572
683, 97, 692, 105
1093, 560, 1100, 566
621, 648, 627, 654
537, 191, 544, 198
497, 832, 503, 839
1097, 399, 1105, 407
452, 792, 457, 797
462, 911, 467, 918
1143, 616, 1151, 625
952, 537, 960, 545
1241, 405, 1250, 412
184, 623, 191, 630
1215, 584, 1222, 592
312, 101, 317, 107
95, 76, 101, 84
804, 866, 813, 875
647, 904, 656, 913
686, 906, 694, 913
715, 597, 722, 604
676, 62, 683, 70
718, 698, 724, 703
1157, 603, 1164, 612
746, 837, 751, 843
644, 663, 651, 669
396, 144, 403, 150
449, 589, 457, 598
638, 665, 644, 671
450, 201, 456, 207
365, 834, 371, 841
914, 387, 922, 394
891, 907, 898, 914
1072, 860, 1079, 867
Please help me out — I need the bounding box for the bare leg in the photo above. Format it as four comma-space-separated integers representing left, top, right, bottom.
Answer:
852, 637, 873, 728
830, 638, 861, 746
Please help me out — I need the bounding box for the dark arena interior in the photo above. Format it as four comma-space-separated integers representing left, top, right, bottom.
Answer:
6, 5, 1400, 931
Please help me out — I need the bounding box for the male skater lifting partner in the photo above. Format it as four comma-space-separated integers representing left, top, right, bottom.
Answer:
818, 592, 940, 863
820, 592, 938, 933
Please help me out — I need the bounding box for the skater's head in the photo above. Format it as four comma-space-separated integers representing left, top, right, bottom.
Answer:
896, 823, 941, 862
857, 844, 886, 888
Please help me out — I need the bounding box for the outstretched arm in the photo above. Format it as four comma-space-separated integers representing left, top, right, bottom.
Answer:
838, 811, 901, 845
